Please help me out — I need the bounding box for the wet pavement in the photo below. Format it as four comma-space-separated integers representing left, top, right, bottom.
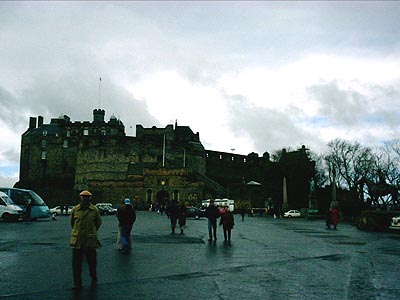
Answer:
0, 211, 399, 300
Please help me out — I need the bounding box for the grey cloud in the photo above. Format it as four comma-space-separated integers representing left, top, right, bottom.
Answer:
368, 83, 400, 127
307, 81, 400, 136
0, 174, 18, 187
307, 81, 368, 127
1, 1, 399, 158
3, 148, 20, 164
223, 93, 324, 154
3, 1, 398, 83
0, 86, 27, 131
15, 71, 159, 135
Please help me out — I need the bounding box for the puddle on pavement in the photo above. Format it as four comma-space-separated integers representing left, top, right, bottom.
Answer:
294, 229, 331, 234
316, 253, 347, 261
381, 248, 400, 256
335, 241, 366, 245
31, 242, 57, 246
131, 234, 204, 244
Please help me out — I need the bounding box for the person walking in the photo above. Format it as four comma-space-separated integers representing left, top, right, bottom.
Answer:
70, 190, 102, 290
178, 203, 187, 234
331, 207, 339, 230
240, 207, 245, 222
117, 198, 136, 253
23, 200, 32, 222
167, 200, 179, 234
220, 206, 234, 243
325, 208, 332, 229
205, 199, 220, 242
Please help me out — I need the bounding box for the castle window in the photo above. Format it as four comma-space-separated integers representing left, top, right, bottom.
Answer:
83, 129, 89, 136
66, 130, 71, 137
41, 151, 47, 160
42, 130, 47, 136
41, 140, 47, 148
102, 129, 106, 135
206, 153, 209, 158
244, 158, 247, 163
231, 156, 234, 161
63, 140, 68, 148
219, 154, 222, 160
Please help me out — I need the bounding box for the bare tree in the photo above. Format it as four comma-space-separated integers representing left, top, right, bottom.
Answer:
324, 139, 375, 192
373, 145, 398, 185
309, 151, 329, 188
383, 139, 400, 186
388, 139, 400, 158
271, 147, 294, 162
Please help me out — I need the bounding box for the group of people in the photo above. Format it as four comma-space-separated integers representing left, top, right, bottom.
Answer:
205, 199, 235, 243
69, 192, 235, 291
166, 200, 187, 234
164, 198, 235, 242
58, 204, 70, 215
69, 190, 137, 291
325, 207, 339, 230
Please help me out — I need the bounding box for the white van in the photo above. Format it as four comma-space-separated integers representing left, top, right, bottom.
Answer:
0, 191, 23, 222
0, 188, 51, 219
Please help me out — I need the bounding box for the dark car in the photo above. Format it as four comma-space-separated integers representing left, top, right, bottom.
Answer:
186, 207, 205, 219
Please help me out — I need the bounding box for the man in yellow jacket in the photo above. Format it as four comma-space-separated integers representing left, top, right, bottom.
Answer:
70, 190, 102, 290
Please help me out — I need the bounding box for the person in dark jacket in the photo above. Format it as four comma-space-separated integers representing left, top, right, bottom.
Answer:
220, 206, 235, 243
24, 200, 32, 222
117, 198, 136, 252
325, 208, 332, 229
240, 207, 245, 222
205, 199, 220, 242
167, 200, 179, 234
331, 207, 339, 230
178, 204, 187, 234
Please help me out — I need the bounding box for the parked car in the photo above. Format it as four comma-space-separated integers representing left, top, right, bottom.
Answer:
0, 191, 23, 222
186, 207, 206, 219
50, 205, 74, 216
283, 209, 301, 218
95, 202, 113, 208
97, 205, 117, 215
389, 216, 400, 230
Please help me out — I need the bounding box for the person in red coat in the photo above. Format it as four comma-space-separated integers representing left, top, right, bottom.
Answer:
220, 206, 234, 243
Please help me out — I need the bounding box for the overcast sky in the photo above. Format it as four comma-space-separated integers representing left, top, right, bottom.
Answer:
1, 1, 400, 187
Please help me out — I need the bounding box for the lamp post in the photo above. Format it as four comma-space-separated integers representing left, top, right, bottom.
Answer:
282, 176, 288, 211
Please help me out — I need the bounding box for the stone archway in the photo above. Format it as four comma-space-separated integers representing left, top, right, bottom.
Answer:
156, 190, 170, 206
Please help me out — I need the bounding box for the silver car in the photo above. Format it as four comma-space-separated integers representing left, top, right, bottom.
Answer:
284, 210, 301, 218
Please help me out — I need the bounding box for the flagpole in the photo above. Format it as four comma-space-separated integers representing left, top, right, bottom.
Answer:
162, 133, 166, 167
98, 77, 102, 109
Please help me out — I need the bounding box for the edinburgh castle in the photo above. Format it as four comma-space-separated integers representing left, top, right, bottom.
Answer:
16, 109, 315, 210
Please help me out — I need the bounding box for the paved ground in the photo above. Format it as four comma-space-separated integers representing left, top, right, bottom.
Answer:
0, 211, 399, 300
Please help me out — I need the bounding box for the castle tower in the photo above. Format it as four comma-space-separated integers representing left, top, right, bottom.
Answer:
93, 109, 105, 123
